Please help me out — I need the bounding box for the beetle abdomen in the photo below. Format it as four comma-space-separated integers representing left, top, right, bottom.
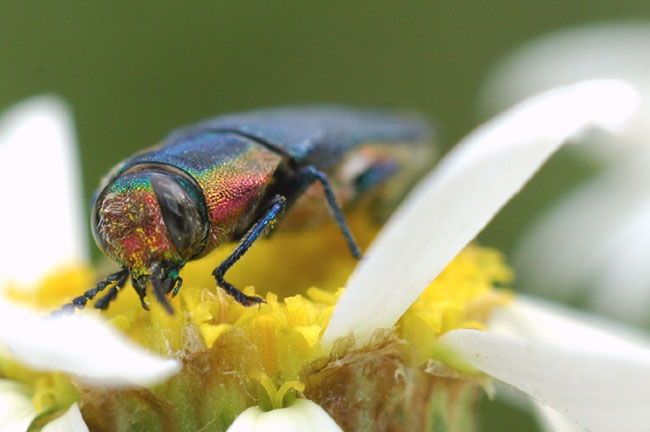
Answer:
171, 105, 432, 166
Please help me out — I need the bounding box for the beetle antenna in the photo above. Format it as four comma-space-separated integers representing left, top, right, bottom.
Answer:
54, 268, 129, 315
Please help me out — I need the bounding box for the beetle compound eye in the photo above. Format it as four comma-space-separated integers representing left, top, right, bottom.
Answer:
90, 189, 109, 255
150, 171, 209, 259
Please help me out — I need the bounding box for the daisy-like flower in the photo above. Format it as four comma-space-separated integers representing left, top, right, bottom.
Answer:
481, 23, 650, 324
1, 80, 649, 432
0, 98, 181, 431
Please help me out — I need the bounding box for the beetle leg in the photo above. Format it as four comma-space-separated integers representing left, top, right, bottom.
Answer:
172, 277, 183, 297
151, 262, 174, 314
213, 195, 286, 306
54, 268, 129, 315
288, 165, 361, 259
94, 271, 129, 310
131, 275, 150, 311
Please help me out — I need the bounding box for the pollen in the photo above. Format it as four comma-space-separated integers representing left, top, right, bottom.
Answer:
1, 219, 511, 428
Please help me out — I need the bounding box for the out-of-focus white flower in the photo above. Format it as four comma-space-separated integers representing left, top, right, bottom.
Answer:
481, 23, 650, 324
0, 97, 87, 288
480, 23, 650, 162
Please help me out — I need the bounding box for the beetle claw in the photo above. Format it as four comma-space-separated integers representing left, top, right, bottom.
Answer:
214, 272, 265, 307
241, 295, 266, 307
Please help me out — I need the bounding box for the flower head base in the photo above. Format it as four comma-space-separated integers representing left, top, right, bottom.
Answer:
3, 217, 510, 431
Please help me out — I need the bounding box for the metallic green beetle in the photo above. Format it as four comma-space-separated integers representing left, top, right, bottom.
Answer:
60, 106, 434, 314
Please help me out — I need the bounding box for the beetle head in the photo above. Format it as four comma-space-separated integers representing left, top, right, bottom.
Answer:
91, 164, 210, 275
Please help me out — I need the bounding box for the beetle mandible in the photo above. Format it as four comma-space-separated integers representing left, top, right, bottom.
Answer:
59, 106, 434, 314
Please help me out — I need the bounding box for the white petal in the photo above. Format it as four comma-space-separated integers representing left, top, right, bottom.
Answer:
0, 96, 87, 287
440, 329, 650, 432
0, 298, 180, 387
439, 297, 650, 432
513, 153, 650, 323
481, 23, 650, 161
227, 399, 342, 432
492, 381, 586, 432
323, 80, 640, 346
490, 295, 650, 355
533, 402, 588, 432
586, 199, 650, 322
0, 379, 37, 432
41, 404, 88, 432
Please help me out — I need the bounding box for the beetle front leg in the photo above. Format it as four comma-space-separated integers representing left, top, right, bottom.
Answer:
54, 268, 129, 315
213, 195, 287, 306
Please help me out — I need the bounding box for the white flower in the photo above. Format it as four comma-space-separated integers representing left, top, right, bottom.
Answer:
2, 81, 649, 432
41, 403, 89, 432
0, 96, 86, 288
0, 98, 181, 431
481, 23, 650, 324
227, 399, 342, 432
322, 79, 650, 432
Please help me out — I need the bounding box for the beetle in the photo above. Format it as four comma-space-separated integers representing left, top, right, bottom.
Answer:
59, 106, 434, 314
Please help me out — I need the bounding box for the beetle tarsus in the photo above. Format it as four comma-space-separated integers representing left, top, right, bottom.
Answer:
72, 296, 87, 308
172, 277, 183, 297
214, 271, 265, 306
94, 286, 118, 310
131, 276, 150, 311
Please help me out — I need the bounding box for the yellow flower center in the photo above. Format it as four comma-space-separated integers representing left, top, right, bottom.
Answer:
2, 216, 511, 420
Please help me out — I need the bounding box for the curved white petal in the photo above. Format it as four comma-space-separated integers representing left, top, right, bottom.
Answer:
440, 329, 650, 432
0, 379, 37, 432
439, 296, 650, 432
492, 295, 650, 357
481, 23, 650, 161
0, 298, 180, 387
586, 199, 650, 322
483, 24, 650, 324
533, 402, 588, 432
227, 399, 342, 432
323, 80, 640, 346
495, 385, 588, 432
0, 96, 87, 287
41, 404, 88, 432
513, 153, 650, 323
492, 381, 586, 432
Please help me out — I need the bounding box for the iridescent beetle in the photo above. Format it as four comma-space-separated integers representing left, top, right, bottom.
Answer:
60, 106, 433, 314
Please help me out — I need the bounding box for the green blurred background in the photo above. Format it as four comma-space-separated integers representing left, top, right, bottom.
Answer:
2, 1, 648, 430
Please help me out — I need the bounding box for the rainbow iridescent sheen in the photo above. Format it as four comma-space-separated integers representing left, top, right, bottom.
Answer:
94, 133, 282, 274
95, 171, 176, 274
